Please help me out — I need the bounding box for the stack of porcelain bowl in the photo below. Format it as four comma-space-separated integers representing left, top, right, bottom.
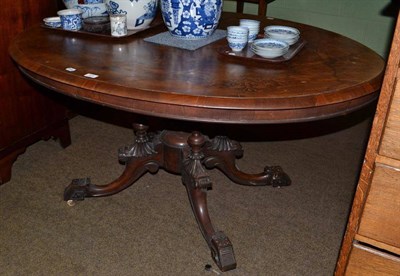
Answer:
264, 25, 300, 45
239, 19, 260, 43
250, 38, 289, 58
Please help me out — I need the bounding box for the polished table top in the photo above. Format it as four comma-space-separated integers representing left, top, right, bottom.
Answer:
9, 12, 385, 124
8, 12, 387, 272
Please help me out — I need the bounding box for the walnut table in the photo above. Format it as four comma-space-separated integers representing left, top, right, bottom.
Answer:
9, 12, 385, 272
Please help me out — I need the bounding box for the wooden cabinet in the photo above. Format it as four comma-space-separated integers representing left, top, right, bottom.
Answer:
336, 12, 400, 275
357, 162, 400, 253
0, 0, 70, 184
345, 244, 400, 275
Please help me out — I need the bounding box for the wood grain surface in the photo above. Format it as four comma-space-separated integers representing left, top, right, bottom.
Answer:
346, 243, 400, 275
380, 70, 400, 159
357, 163, 400, 253
9, 13, 385, 124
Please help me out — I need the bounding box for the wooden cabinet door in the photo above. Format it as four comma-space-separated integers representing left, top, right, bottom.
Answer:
357, 162, 400, 253
0, 0, 64, 150
0, 0, 70, 184
346, 244, 400, 275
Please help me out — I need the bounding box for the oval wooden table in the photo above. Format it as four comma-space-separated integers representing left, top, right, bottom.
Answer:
9, 12, 385, 272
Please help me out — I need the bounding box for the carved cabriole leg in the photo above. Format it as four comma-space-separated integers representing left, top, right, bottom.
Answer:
63, 128, 291, 271
63, 156, 161, 201
203, 136, 292, 187
182, 132, 236, 272
64, 123, 162, 201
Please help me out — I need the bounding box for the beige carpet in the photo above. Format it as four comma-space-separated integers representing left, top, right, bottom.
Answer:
0, 111, 372, 275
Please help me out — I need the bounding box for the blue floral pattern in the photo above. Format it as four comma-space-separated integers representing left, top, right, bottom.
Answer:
228, 41, 246, 50
60, 14, 82, 30
73, 5, 108, 18
107, 1, 128, 15
161, 0, 222, 39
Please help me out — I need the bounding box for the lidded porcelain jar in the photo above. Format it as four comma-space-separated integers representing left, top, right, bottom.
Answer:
161, 0, 222, 39
105, 0, 158, 30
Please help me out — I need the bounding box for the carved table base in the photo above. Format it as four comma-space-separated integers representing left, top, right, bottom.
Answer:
64, 123, 291, 271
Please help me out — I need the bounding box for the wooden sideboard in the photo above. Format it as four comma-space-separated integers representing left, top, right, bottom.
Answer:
0, 0, 71, 184
335, 12, 400, 275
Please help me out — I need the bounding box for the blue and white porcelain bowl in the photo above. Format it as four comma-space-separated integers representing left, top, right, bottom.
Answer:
161, 0, 222, 40
251, 38, 289, 58
43, 17, 62, 28
239, 19, 260, 43
264, 25, 300, 45
106, 0, 158, 30
57, 9, 83, 31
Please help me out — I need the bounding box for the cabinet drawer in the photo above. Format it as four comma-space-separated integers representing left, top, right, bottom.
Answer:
346, 243, 400, 275
380, 72, 400, 160
358, 163, 400, 250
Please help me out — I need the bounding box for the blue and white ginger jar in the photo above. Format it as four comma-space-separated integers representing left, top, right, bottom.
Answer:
161, 0, 222, 39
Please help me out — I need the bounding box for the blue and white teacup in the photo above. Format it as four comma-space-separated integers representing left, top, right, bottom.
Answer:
57, 9, 83, 31
227, 26, 249, 52
43, 17, 62, 28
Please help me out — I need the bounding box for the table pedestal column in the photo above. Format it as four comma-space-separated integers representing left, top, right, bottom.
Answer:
63, 123, 291, 272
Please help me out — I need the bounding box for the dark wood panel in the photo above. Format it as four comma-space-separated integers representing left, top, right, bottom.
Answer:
1, 0, 60, 148
0, 0, 70, 184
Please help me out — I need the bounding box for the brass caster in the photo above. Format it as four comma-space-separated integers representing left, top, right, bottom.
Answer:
67, 200, 76, 207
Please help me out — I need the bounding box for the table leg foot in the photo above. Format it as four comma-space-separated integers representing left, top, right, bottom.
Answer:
183, 132, 237, 272
185, 182, 237, 271
63, 123, 162, 202
204, 136, 291, 187
64, 177, 91, 202
211, 231, 237, 272
63, 156, 161, 201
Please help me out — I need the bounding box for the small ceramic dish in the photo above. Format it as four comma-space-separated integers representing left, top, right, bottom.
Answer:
251, 46, 289, 58
251, 38, 289, 58
43, 17, 62, 28
264, 25, 300, 45
252, 38, 289, 50
264, 25, 300, 38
